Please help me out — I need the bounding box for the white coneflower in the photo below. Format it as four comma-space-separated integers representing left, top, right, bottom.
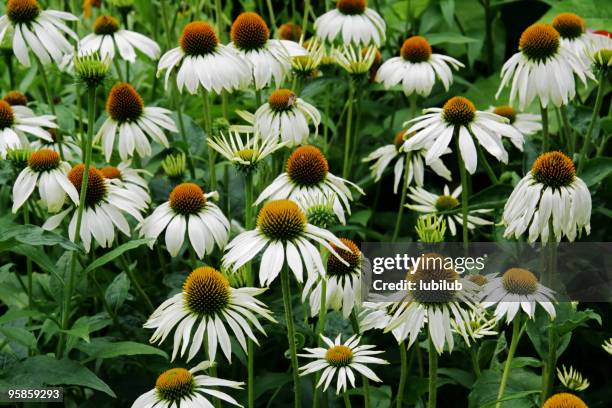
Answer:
557, 365, 589, 391
3, 90, 33, 115
157, 21, 252, 94
291, 37, 326, 78
255, 145, 363, 224
298, 334, 388, 394
207, 130, 286, 173
376, 36, 464, 96
542, 393, 588, 408
406, 185, 493, 236
139, 183, 229, 259
254, 89, 321, 146
363, 130, 451, 193
295, 192, 339, 230
30, 128, 81, 162
131, 361, 243, 408
602, 338, 612, 355
145, 266, 275, 362
303, 238, 362, 318
552, 13, 601, 68
488, 105, 542, 138
451, 308, 498, 341
0, 0, 77, 66
0, 99, 56, 158
100, 161, 150, 204
480, 267, 556, 322
314, 0, 386, 46
503, 151, 591, 243
79, 15, 160, 62
229, 12, 306, 89
403, 96, 524, 174
496, 23, 590, 109
42, 164, 148, 252
96, 82, 176, 161
333, 44, 377, 75
359, 301, 409, 344
222, 199, 349, 286
12, 148, 78, 213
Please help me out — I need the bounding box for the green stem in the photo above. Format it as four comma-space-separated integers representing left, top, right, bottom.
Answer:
560, 105, 574, 156
301, 0, 311, 37
342, 81, 355, 179
363, 377, 370, 408
313, 276, 327, 408
245, 171, 255, 408
4, 53, 14, 89
477, 144, 499, 184
396, 342, 408, 408
214, 0, 224, 40
23, 205, 34, 355
496, 315, 522, 408
173, 88, 196, 178
343, 392, 352, 408
112, 57, 125, 82
471, 346, 481, 378
121, 11, 130, 82
577, 71, 606, 174
391, 152, 412, 242
265, 0, 277, 32
483, 0, 494, 74
76, 84, 85, 157
540, 222, 557, 402
36, 58, 64, 159
120, 256, 155, 313
427, 334, 438, 408
281, 264, 302, 408
455, 131, 469, 252
540, 104, 549, 152
159, 0, 173, 49
202, 90, 216, 190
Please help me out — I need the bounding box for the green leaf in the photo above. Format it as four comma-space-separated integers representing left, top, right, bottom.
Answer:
538, 0, 612, 29
62, 316, 90, 343
469, 369, 541, 408
105, 272, 131, 312
76, 338, 168, 362
0, 224, 80, 251
440, 0, 456, 28
253, 371, 292, 400
469, 184, 515, 210
82, 239, 152, 275
579, 157, 612, 187
509, 356, 542, 369
438, 367, 475, 388
426, 33, 479, 46
0, 326, 37, 348
0, 356, 116, 397
0, 309, 41, 325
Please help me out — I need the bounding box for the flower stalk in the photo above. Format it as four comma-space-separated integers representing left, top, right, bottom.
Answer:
577, 71, 606, 174
496, 315, 523, 408
281, 263, 302, 408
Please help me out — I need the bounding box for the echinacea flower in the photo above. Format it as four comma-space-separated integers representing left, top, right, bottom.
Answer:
298, 334, 388, 394
406, 185, 493, 236
254, 145, 363, 224
488, 105, 542, 138
131, 361, 243, 408
502, 151, 591, 243
333, 44, 377, 75
12, 148, 78, 213
557, 365, 590, 391
278, 22, 302, 42
480, 267, 556, 322
207, 130, 286, 173
296, 192, 338, 229
602, 337, 612, 355
30, 128, 82, 162
0, 99, 57, 158
0, 0, 77, 67
43, 164, 148, 251
157, 21, 251, 94
403, 96, 524, 174
552, 13, 601, 68
496, 23, 590, 109
79, 15, 160, 62
376, 36, 464, 96
451, 308, 498, 341
291, 38, 325, 77
314, 0, 386, 46
229, 12, 306, 89
3, 90, 31, 113
254, 89, 321, 146
542, 393, 587, 408
139, 183, 229, 259
145, 266, 275, 362
363, 130, 451, 193
100, 161, 150, 204
222, 199, 349, 286
303, 238, 362, 318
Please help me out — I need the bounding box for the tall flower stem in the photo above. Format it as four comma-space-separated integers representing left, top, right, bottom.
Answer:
121, 11, 130, 82
427, 334, 438, 408
342, 80, 356, 179
455, 131, 469, 251
342, 392, 352, 408
313, 276, 327, 408
540, 223, 557, 402
482, 0, 494, 74
476, 144, 499, 184
281, 263, 302, 408
496, 315, 522, 408
301, 0, 311, 36
173, 88, 196, 179
244, 171, 255, 408
391, 152, 412, 242
540, 105, 549, 152
266, 0, 277, 31
202, 90, 217, 190
396, 342, 408, 408
577, 71, 606, 174
36, 58, 65, 159
560, 106, 574, 156
159, 0, 173, 49
57, 86, 97, 359
23, 204, 34, 355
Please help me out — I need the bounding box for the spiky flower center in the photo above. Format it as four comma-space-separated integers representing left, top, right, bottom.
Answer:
336, 0, 366, 15
327, 238, 361, 277
286, 145, 329, 186
325, 345, 353, 367
169, 183, 207, 215
68, 164, 108, 207
183, 267, 231, 316
532, 151, 575, 189
493, 105, 516, 124
411, 253, 459, 304
400, 36, 432, 63
106, 83, 144, 123
180, 22, 219, 56
155, 368, 196, 403
542, 393, 588, 408
468, 274, 488, 286
268, 89, 296, 112
435, 195, 459, 211
257, 199, 306, 241
0, 100, 16, 130
305, 204, 337, 229
93, 15, 120, 35
7, 0, 40, 24
237, 148, 255, 162
394, 130, 415, 150
519, 24, 560, 62
552, 13, 584, 40
279, 22, 302, 42
502, 268, 538, 295
100, 166, 122, 180
3, 91, 28, 106
231, 12, 269, 51
443, 96, 476, 126
28, 149, 60, 172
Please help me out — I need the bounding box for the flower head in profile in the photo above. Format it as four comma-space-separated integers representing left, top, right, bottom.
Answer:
0, 0, 77, 66
254, 89, 321, 146
223, 199, 349, 286
376, 36, 464, 96
229, 12, 306, 89
333, 44, 377, 76
451, 308, 498, 341
101, 161, 151, 204
96, 83, 176, 161
161, 152, 186, 179
145, 266, 275, 362
542, 393, 587, 408
12, 148, 78, 213
139, 183, 229, 259
3, 90, 29, 110
314, 0, 386, 46
403, 96, 524, 174
30, 128, 81, 162
207, 130, 286, 173
291, 38, 325, 78
0, 99, 57, 158
557, 365, 589, 391
298, 334, 388, 394
497, 23, 590, 109
131, 361, 243, 408
255, 145, 363, 224
503, 151, 591, 243
488, 105, 542, 138
158, 21, 252, 94
552, 13, 602, 68
278, 22, 302, 42
481, 267, 556, 323
296, 192, 338, 230
79, 15, 160, 62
